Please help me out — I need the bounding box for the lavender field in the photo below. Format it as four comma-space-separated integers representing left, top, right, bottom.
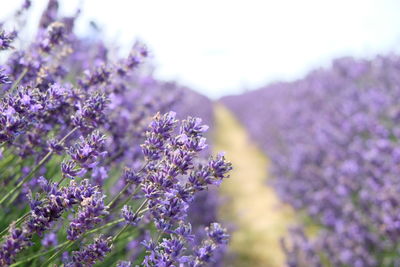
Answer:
1, 0, 400, 266
222, 56, 400, 266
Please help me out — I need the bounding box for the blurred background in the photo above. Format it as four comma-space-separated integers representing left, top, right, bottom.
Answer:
3, 0, 400, 98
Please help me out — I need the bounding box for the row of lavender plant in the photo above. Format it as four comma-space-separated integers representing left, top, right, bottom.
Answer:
0, 1, 232, 266
222, 55, 400, 266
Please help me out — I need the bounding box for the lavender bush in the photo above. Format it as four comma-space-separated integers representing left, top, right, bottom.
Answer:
223, 56, 400, 266
0, 1, 231, 266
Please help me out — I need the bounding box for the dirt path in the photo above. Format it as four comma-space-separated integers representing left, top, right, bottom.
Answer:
213, 104, 295, 267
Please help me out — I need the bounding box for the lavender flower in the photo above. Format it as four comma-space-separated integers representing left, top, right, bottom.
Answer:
61, 160, 86, 179
0, 68, 11, 84
39, 21, 65, 53
0, 223, 31, 266
123, 167, 142, 185
73, 93, 109, 129
0, 30, 17, 51
68, 131, 106, 169
41, 232, 58, 247
80, 65, 111, 89
39, 0, 59, 29
141, 111, 177, 160
121, 205, 142, 226
206, 223, 229, 245
116, 261, 132, 267
68, 235, 112, 267
142, 237, 186, 266
26, 179, 99, 238
192, 241, 215, 267
67, 191, 108, 240
91, 166, 108, 186
190, 223, 229, 267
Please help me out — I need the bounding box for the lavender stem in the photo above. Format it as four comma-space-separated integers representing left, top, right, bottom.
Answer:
0, 127, 79, 206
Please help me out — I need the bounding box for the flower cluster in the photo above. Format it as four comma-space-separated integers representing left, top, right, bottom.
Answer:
0, 1, 230, 266
138, 112, 232, 266
67, 235, 112, 266
0, 178, 102, 264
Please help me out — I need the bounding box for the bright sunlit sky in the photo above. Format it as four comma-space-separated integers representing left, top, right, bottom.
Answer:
3, 0, 400, 99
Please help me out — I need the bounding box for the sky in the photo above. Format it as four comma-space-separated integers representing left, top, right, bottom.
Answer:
2, 0, 400, 99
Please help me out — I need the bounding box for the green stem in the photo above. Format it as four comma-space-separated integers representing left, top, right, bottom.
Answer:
0, 153, 18, 171
107, 182, 132, 208
116, 186, 141, 210
103, 148, 124, 166
112, 224, 129, 243
0, 157, 22, 196
0, 127, 79, 206
9, 241, 66, 267
10, 68, 28, 92
0, 212, 29, 239
107, 162, 148, 208
41, 218, 124, 266
155, 231, 163, 243
86, 218, 124, 235
112, 199, 148, 243
41, 240, 73, 267
53, 175, 66, 186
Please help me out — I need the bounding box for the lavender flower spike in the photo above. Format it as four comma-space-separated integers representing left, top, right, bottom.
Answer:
0, 30, 17, 51
0, 68, 11, 84
68, 235, 112, 267
121, 205, 142, 226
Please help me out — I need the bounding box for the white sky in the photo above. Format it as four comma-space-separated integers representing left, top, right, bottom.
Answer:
2, 0, 400, 99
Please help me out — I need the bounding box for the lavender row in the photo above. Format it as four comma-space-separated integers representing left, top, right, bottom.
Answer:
223, 55, 400, 266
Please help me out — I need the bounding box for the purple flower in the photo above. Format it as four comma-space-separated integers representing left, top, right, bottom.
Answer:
91, 166, 108, 186
41, 232, 58, 247
73, 93, 109, 129
67, 191, 108, 240
39, 0, 59, 29
180, 117, 209, 136
116, 261, 132, 267
0, 223, 31, 266
208, 153, 232, 182
68, 131, 106, 169
69, 235, 112, 267
0, 30, 17, 51
190, 224, 229, 267
121, 205, 142, 226
138, 112, 231, 266
123, 167, 142, 185
0, 68, 11, 84
47, 138, 64, 154
80, 65, 111, 89
206, 223, 229, 245
39, 21, 65, 53
142, 237, 186, 267
149, 111, 177, 139
192, 241, 215, 267
61, 160, 86, 179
